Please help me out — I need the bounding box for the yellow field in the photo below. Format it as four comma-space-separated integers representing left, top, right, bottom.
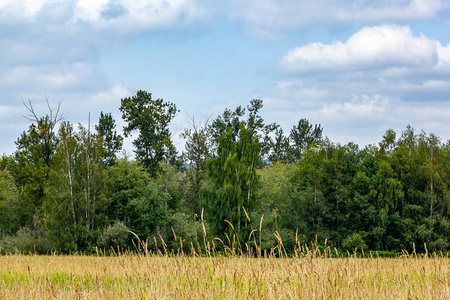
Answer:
0, 253, 449, 299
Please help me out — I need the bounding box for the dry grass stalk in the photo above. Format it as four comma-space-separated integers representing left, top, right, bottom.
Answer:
0, 251, 448, 299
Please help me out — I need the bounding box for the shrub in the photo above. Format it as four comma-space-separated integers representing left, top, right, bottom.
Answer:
342, 233, 368, 252
0, 228, 53, 254
98, 221, 129, 251
167, 212, 208, 254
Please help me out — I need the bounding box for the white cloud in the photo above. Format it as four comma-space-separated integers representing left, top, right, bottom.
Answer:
0, 0, 48, 21
227, 0, 444, 34
0, 0, 209, 74
74, 0, 109, 22
281, 25, 446, 73
267, 93, 450, 147
0, 0, 209, 155
0, 0, 205, 27
0, 0, 449, 154
260, 81, 330, 113
0, 105, 21, 122
0, 1, 447, 37
72, 0, 206, 33
265, 20, 450, 146
4, 0, 441, 35
318, 94, 390, 124
436, 42, 450, 71
335, 0, 442, 23
278, 25, 450, 103
0, 63, 110, 94
64, 84, 131, 121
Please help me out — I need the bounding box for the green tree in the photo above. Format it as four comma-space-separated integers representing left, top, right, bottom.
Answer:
98, 221, 129, 251
379, 128, 396, 156
44, 122, 79, 251
18, 98, 63, 167
180, 117, 211, 215
95, 112, 123, 166
268, 127, 290, 163
76, 123, 108, 233
289, 118, 323, 161
167, 212, 206, 254
44, 122, 108, 252
11, 99, 63, 230
154, 159, 186, 213
206, 125, 260, 241
290, 146, 328, 243
342, 233, 367, 252
414, 132, 449, 250
208, 99, 276, 162
120, 90, 178, 177
0, 167, 19, 237
208, 106, 245, 150
256, 162, 298, 250
319, 142, 359, 247
106, 158, 167, 240
368, 158, 405, 250
434, 141, 450, 250
204, 100, 275, 243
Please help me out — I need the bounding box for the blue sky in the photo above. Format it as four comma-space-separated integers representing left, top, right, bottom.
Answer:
1, 0, 450, 155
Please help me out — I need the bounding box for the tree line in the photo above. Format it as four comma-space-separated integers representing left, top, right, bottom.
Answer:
0, 90, 449, 254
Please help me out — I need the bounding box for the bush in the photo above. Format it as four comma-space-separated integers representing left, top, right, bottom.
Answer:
167, 212, 208, 254
429, 238, 449, 251
342, 233, 368, 252
98, 221, 129, 251
0, 228, 53, 254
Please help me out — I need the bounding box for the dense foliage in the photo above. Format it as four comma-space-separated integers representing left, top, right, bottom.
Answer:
0, 92, 449, 254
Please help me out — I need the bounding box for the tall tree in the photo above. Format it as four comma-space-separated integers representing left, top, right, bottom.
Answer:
206, 126, 260, 240
95, 112, 123, 166
208, 99, 276, 162
289, 118, 323, 161
106, 158, 167, 240
120, 90, 178, 177
180, 116, 211, 215
0, 165, 19, 237
18, 98, 63, 166
205, 100, 268, 240
414, 132, 449, 250
11, 99, 63, 229
256, 161, 298, 250
44, 121, 78, 251
44, 122, 108, 251
319, 142, 359, 247
290, 146, 327, 242
268, 127, 290, 162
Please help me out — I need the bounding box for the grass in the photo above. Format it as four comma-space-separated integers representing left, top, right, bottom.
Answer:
1, 216, 448, 299
0, 250, 448, 299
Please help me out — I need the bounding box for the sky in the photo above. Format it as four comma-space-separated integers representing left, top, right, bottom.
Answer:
1, 0, 450, 155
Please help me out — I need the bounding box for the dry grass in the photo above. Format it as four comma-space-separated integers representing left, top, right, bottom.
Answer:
0, 251, 448, 299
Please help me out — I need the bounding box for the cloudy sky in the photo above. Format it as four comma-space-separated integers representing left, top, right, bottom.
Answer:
1, 0, 450, 155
